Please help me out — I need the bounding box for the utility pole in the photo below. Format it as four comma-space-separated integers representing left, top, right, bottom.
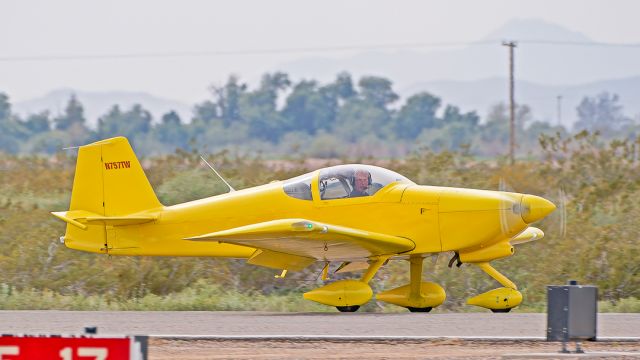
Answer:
502, 41, 517, 165
557, 95, 563, 127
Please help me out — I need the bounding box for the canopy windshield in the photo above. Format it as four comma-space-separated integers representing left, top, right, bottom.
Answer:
318, 165, 412, 200
283, 173, 314, 200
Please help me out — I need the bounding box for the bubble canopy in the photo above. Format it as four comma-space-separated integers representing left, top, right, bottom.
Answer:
283, 165, 413, 200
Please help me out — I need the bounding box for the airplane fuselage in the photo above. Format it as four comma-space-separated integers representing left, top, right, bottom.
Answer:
65, 173, 530, 260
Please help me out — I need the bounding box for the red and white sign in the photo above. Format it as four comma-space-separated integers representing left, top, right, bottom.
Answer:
0, 335, 145, 360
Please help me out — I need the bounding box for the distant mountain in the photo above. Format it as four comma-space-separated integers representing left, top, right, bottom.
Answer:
14, 18, 640, 131
482, 18, 591, 43
13, 89, 192, 128
277, 18, 640, 88
401, 76, 640, 128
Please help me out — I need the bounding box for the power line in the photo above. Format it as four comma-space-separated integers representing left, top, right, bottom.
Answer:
521, 40, 640, 48
0, 40, 498, 63
1, 39, 639, 63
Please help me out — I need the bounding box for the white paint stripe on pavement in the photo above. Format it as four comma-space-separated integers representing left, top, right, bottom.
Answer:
151, 335, 640, 342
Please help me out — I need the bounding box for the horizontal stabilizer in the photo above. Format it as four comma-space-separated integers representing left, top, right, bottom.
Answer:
510, 227, 544, 245
52, 210, 158, 230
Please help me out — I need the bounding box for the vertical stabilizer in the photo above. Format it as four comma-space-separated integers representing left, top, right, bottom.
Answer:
69, 136, 161, 215
56, 137, 162, 253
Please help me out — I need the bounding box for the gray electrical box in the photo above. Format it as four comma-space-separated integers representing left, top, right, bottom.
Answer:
547, 283, 597, 341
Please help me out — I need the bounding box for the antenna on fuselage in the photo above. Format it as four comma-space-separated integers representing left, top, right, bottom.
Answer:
199, 155, 236, 192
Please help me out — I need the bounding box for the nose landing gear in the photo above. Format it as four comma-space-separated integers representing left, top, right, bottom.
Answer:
466, 262, 522, 312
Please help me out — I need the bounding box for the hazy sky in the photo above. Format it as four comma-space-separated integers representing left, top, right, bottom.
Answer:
2, 0, 640, 103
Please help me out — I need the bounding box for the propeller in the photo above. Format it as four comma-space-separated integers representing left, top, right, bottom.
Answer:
497, 176, 566, 242
498, 177, 515, 236
496, 177, 534, 239
543, 187, 568, 240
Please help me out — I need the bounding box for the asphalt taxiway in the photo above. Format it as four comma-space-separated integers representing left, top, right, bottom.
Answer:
1, 311, 638, 338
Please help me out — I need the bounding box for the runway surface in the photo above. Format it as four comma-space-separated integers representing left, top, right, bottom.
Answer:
1, 311, 638, 338
148, 339, 640, 359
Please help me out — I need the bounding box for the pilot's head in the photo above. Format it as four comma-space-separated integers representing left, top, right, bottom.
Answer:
354, 169, 370, 193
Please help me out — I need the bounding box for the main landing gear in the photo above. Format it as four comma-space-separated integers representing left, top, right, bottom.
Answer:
407, 306, 432, 313
376, 256, 446, 312
303, 256, 389, 312
304, 255, 446, 313
336, 305, 361, 313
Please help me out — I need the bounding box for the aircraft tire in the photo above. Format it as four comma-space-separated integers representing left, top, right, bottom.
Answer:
336, 305, 360, 312
491, 308, 512, 313
407, 307, 432, 313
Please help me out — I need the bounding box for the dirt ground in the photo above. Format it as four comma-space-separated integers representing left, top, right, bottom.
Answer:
149, 339, 640, 359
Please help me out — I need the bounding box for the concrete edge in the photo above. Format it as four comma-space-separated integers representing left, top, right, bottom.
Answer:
502, 353, 640, 359
150, 335, 640, 342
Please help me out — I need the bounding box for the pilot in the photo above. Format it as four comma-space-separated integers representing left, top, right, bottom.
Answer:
350, 169, 371, 197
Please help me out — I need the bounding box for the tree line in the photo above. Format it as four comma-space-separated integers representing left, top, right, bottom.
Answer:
0, 72, 637, 158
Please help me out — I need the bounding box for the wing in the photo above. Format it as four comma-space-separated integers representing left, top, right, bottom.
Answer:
185, 219, 415, 270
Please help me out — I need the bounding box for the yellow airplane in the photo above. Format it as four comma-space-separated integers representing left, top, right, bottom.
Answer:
52, 137, 555, 313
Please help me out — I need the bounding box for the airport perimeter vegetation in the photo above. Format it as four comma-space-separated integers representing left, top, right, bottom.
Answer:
0, 130, 638, 313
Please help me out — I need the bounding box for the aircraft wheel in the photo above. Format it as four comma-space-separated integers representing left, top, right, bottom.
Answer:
491, 308, 512, 313
336, 305, 360, 312
407, 307, 432, 313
